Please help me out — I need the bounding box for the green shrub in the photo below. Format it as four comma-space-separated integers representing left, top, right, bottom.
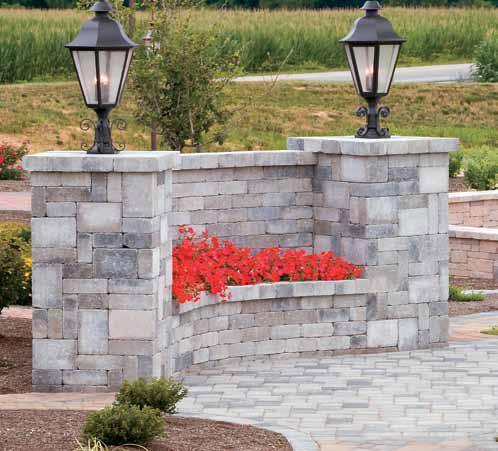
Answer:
449, 286, 485, 302
0, 222, 31, 314
449, 150, 464, 177
82, 404, 164, 447
473, 32, 498, 83
464, 147, 498, 190
116, 377, 188, 414
0, 144, 29, 180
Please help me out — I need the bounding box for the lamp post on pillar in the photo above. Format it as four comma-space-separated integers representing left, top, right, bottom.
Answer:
66, 0, 138, 154
340, 1, 405, 139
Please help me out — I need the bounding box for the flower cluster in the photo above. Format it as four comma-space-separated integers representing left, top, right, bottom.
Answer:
172, 226, 362, 304
0, 143, 29, 180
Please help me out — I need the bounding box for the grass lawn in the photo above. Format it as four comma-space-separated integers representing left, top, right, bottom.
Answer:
0, 80, 497, 153
481, 327, 498, 336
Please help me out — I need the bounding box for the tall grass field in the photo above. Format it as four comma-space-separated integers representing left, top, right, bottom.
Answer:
0, 7, 496, 83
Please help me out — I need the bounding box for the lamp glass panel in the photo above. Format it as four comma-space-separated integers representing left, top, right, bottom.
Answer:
352, 46, 375, 94
98, 50, 127, 106
117, 50, 134, 104
345, 45, 360, 94
378, 44, 400, 94
72, 50, 98, 105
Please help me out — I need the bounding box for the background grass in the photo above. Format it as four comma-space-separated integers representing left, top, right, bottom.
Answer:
0, 7, 495, 83
1, 80, 497, 153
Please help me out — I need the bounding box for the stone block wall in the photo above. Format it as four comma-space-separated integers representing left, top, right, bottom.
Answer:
25, 136, 457, 392
27, 152, 178, 392
171, 151, 316, 252
449, 191, 498, 228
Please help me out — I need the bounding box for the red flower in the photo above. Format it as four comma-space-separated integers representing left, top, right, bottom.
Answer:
172, 228, 362, 304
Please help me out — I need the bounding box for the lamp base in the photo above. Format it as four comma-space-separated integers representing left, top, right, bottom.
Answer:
81, 109, 126, 154
355, 99, 391, 139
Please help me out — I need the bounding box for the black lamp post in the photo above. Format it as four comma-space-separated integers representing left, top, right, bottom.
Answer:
340, 1, 405, 139
66, 0, 138, 154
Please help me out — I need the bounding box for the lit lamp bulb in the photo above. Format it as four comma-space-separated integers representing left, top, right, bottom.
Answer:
365, 66, 374, 92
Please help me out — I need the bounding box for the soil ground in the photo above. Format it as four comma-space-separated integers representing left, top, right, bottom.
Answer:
0, 410, 291, 451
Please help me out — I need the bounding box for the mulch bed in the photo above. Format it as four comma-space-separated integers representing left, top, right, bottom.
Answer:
0, 317, 32, 394
451, 277, 497, 291
449, 176, 472, 193
0, 410, 292, 451
450, 295, 498, 317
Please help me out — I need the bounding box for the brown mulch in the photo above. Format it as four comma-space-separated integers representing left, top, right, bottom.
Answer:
449, 176, 472, 193
0, 211, 31, 224
451, 277, 497, 291
450, 295, 498, 317
0, 180, 31, 192
0, 410, 292, 451
0, 317, 32, 394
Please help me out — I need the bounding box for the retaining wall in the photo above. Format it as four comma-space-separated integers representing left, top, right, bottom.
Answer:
24, 136, 457, 392
448, 191, 498, 283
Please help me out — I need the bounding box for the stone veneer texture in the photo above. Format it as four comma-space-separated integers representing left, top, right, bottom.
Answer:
25, 136, 458, 392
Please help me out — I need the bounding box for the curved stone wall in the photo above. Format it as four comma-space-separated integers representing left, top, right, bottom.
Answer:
168, 278, 429, 373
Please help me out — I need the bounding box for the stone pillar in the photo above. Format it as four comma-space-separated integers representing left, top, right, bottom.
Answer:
288, 136, 458, 350
24, 151, 179, 392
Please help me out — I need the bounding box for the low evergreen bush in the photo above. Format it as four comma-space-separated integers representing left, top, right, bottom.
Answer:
116, 377, 188, 415
82, 404, 164, 446
449, 286, 485, 302
464, 147, 498, 190
449, 150, 464, 177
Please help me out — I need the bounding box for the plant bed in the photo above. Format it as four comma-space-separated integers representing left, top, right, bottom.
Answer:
0, 410, 291, 451
0, 316, 31, 394
449, 294, 498, 317
450, 277, 497, 291
0, 179, 31, 192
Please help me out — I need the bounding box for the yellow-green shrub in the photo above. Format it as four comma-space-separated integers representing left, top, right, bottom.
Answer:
0, 222, 31, 314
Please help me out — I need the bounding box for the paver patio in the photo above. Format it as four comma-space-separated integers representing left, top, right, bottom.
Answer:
1, 308, 498, 450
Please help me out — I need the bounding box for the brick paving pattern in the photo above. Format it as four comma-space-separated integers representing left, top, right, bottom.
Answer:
2, 310, 498, 450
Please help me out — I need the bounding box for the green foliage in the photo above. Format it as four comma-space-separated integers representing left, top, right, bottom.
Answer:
0, 222, 31, 315
464, 147, 498, 190
0, 7, 496, 83
473, 32, 498, 82
74, 438, 110, 451
82, 404, 164, 447
131, 0, 239, 151
449, 150, 464, 177
116, 377, 188, 414
449, 286, 485, 302
481, 326, 498, 335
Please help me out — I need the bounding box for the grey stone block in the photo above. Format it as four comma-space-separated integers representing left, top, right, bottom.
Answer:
229, 342, 255, 357
255, 340, 285, 355
33, 339, 76, 370
123, 173, 158, 218
32, 369, 62, 385
79, 294, 109, 309
46, 187, 91, 202
32, 309, 48, 338
94, 249, 138, 279
48, 309, 63, 339
91, 173, 107, 202
271, 324, 302, 339
285, 310, 317, 325
109, 340, 153, 356
63, 264, 94, 279
318, 308, 349, 322
229, 314, 255, 329
122, 217, 160, 234
32, 187, 46, 217
334, 321, 366, 336
386, 304, 417, 319
77, 233, 92, 264
32, 248, 77, 264
63, 279, 108, 294
61, 173, 91, 187
107, 173, 122, 202
285, 338, 318, 353
317, 336, 350, 351
219, 329, 242, 344
93, 233, 123, 248
351, 335, 367, 349
398, 318, 419, 351
32, 218, 76, 248
419, 166, 448, 193
254, 312, 284, 327
32, 264, 62, 309
109, 310, 155, 340
303, 323, 333, 337
109, 294, 155, 310
367, 320, 398, 348
79, 310, 108, 355
399, 208, 429, 236
123, 232, 160, 249
77, 203, 121, 233
63, 295, 78, 339
408, 276, 439, 304
109, 278, 156, 295
46, 202, 76, 217
137, 249, 161, 279
63, 370, 107, 386
30, 172, 62, 187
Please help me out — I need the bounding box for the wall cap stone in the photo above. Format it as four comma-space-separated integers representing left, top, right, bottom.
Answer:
449, 190, 498, 203
287, 136, 459, 156
177, 150, 317, 170
449, 225, 498, 241
177, 278, 371, 314
24, 151, 181, 173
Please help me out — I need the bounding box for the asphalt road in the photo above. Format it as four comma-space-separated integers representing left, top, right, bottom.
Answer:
234, 63, 473, 84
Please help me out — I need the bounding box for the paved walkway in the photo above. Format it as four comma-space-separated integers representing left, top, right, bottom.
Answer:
0, 191, 31, 212
235, 63, 473, 84
1, 311, 498, 451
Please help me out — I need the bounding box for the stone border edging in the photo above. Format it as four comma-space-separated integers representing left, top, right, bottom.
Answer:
449, 191, 498, 203
178, 279, 371, 314
449, 225, 498, 241
179, 413, 319, 451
